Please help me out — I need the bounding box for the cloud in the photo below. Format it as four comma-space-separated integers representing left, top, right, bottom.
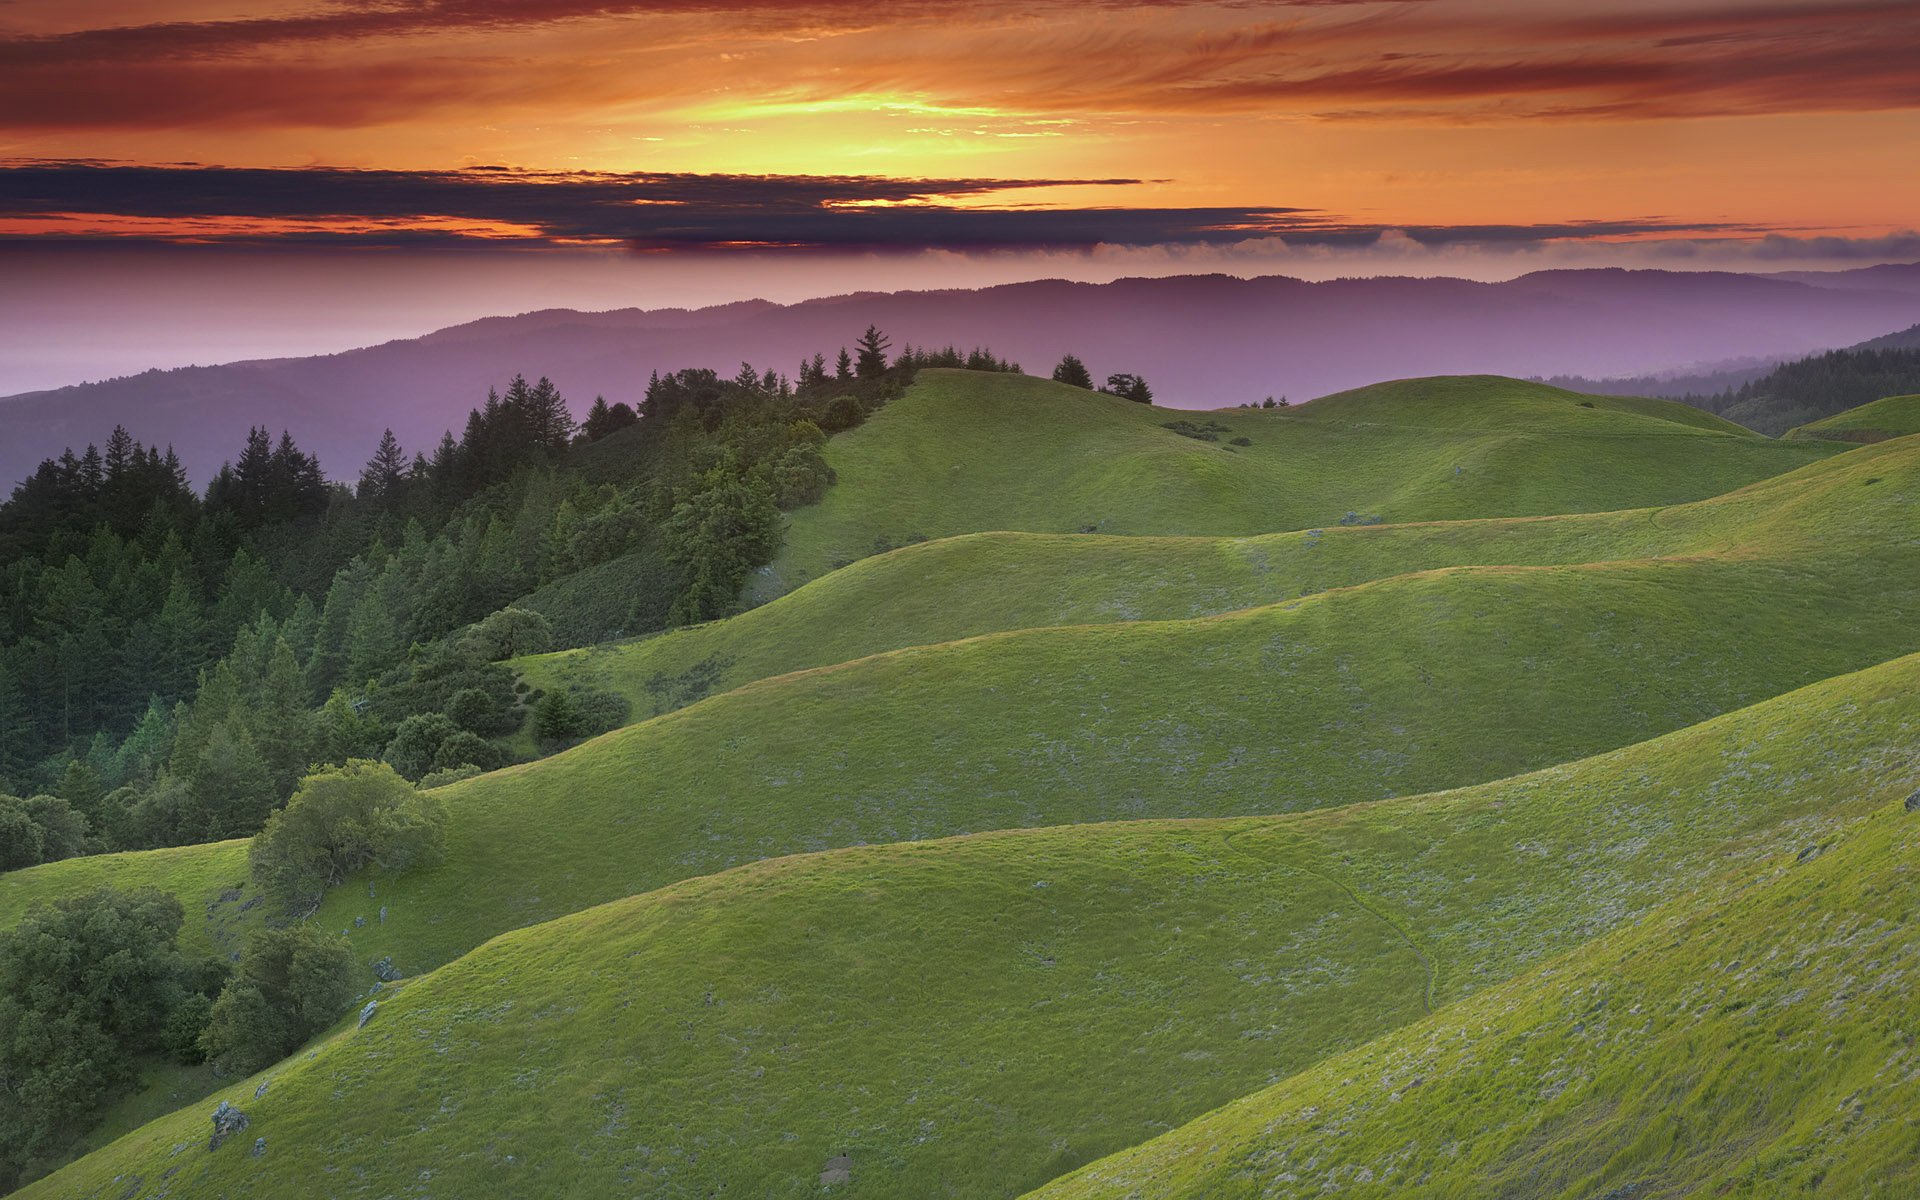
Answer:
0, 161, 1767, 252
5, 0, 1915, 134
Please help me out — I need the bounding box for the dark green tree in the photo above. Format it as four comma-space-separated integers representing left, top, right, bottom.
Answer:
1051, 355, 1094, 389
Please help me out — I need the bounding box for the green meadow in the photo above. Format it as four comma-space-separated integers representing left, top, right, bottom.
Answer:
22, 651, 1920, 1199
9, 370, 1919, 1199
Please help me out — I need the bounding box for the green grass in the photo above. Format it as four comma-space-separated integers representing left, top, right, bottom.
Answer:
520, 432, 1908, 729
8, 436, 1917, 983
1031, 760, 1920, 1198
0, 838, 254, 959
1788, 392, 1920, 442
24, 651, 1920, 1199
754, 371, 1833, 600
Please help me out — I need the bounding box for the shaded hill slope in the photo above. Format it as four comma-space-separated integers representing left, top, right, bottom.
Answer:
1789, 392, 1920, 442
23, 651, 1920, 1200
754, 371, 1831, 599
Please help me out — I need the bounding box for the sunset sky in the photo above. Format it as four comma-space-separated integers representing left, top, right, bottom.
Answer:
3, 0, 1919, 389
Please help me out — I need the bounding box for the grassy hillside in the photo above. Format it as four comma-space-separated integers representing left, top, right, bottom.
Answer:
522, 431, 1907, 730
7, 437, 1917, 982
24, 652, 1920, 1200
1032, 774, 1920, 1199
1788, 392, 1920, 442
753, 370, 1833, 599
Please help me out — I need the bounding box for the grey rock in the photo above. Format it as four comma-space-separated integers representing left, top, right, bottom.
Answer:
354, 915, 366, 928
208, 1100, 250, 1150
821, 1154, 852, 1187
372, 955, 403, 982
1905, 789, 1920, 813
358, 1000, 378, 1028
251, 1136, 267, 1158
379, 905, 388, 923
253, 1081, 270, 1099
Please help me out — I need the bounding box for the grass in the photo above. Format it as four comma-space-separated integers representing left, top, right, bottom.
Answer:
0, 837, 253, 960
23, 651, 1920, 1200
0, 378, 1902, 1194
519, 431, 1909, 729
1031, 760, 1920, 1198
8, 436, 1917, 983
1788, 392, 1920, 443
753, 370, 1833, 600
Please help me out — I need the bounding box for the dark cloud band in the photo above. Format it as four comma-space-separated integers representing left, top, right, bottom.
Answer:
0, 162, 1752, 251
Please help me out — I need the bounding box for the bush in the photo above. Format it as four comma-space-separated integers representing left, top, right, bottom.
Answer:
200, 925, 356, 1075
0, 888, 192, 1186
382, 712, 461, 781
445, 686, 513, 736
533, 688, 629, 747
1229, 436, 1252, 447
162, 993, 215, 1064
0, 793, 93, 870
249, 760, 448, 914
417, 764, 484, 790
431, 730, 503, 774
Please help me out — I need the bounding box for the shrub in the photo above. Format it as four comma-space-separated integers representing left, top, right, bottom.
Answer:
0, 888, 191, 1186
431, 730, 503, 774
445, 686, 513, 736
382, 712, 462, 781
249, 760, 448, 914
200, 925, 356, 1075
1230, 436, 1252, 447
162, 993, 216, 1064
417, 764, 484, 790
0, 793, 92, 870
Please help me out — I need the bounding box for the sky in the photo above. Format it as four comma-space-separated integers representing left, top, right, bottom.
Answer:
2, 0, 1919, 391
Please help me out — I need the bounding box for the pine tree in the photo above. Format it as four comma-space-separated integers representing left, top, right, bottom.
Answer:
357, 429, 407, 509
1052, 355, 1094, 389
855, 326, 891, 378
835, 348, 853, 381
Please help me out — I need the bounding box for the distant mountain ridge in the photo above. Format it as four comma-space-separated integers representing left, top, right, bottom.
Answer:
4, 264, 1919, 488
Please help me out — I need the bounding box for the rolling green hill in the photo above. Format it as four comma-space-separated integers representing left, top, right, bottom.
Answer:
23, 651, 1920, 1199
1788, 392, 1920, 442
7, 436, 1916, 981
1031, 771, 1920, 1199
3, 383, 1913, 1197
522, 429, 1907, 731
751, 371, 1833, 600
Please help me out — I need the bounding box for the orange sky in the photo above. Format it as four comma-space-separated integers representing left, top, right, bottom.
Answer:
2, 0, 1917, 247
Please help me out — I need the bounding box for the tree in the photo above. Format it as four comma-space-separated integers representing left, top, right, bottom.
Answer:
357, 429, 407, 509
855, 325, 891, 378
0, 794, 90, 867
661, 464, 781, 625
182, 719, 275, 840
432, 730, 503, 774
1051, 354, 1094, 389
382, 712, 461, 781
200, 924, 355, 1075
532, 689, 586, 744
1103, 373, 1153, 405
249, 760, 447, 912
460, 607, 552, 662
0, 888, 191, 1186
834, 347, 853, 381
582, 397, 637, 442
